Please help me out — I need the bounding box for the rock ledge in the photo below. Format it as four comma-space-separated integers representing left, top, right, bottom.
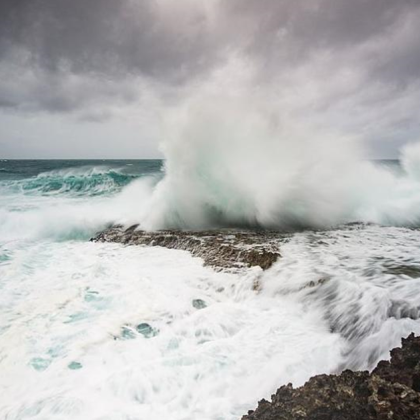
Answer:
243, 334, 420, 420
92, 225, 284, 270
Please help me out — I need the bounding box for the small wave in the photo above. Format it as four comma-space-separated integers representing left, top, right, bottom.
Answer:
5, 166, 140, 197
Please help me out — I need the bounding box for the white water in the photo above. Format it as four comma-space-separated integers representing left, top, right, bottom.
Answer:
2, 110, 420, 419
130, 72, 420, 231
0, 240, 337, 420
2, 223, 420, 420
146, 127, 420, 229
0, 171, 156, 242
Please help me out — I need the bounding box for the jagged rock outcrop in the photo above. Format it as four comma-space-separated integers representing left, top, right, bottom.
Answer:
242, 334, 420, 420
92, 225, 284, 270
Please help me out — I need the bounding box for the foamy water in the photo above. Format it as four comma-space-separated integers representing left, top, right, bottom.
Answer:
0, 240, 340, 420
1, 161, 420, 420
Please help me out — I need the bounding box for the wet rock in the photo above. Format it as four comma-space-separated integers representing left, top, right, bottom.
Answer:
192, 299, 207, 309
92, 226, 284, 271
30, 357, 51, 371
136, 323, 158, 338
68, 361, 83, 370
84, 289, 100, 302
242, 334, 420, 420
121, 326, 137, 340
246, 249, 280, 271
383, 264, 420, 278
373, 334, 420, 393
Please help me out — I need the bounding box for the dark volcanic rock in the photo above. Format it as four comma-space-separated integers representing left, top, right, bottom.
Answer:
373, 334, 420, 393
242, 334, 420, 420
92, 225, 284, 270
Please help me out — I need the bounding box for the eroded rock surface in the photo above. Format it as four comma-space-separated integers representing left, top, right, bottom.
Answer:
243, 334, 420, 420
92, 225, 284, 270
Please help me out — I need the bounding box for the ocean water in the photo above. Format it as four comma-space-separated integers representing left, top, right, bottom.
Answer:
1, 159, 420, 420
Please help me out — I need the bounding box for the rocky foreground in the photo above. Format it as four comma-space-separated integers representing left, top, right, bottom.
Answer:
243, 334, 420, 420
92, 225, 284, 270
92, 226, 420, 419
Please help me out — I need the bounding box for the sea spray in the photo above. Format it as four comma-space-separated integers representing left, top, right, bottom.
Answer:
401, 142, 420, 181
137, 91, 420, 230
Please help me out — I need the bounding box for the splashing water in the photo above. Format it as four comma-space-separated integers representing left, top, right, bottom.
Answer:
1, 120, 420, 418
2, 222, 420, 419
0, 161, 161, 241
138, 96, 420, 230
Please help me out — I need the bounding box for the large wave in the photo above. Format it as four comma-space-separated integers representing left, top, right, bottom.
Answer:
135, 95, 420, 231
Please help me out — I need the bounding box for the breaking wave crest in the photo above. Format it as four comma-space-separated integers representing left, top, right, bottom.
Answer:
0, 164, 159, 242
2, 166, 138, 197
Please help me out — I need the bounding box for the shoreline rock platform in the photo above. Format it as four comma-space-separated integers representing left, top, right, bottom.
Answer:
92, 225, 284, 270
242, 334, 420, 420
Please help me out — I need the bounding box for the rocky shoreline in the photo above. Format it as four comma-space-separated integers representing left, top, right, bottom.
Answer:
92, 225, 284, 270
243, 334, 420, 420
92, 226, 420, 419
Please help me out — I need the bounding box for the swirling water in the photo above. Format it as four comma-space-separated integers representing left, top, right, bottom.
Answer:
1, 160, 420, 420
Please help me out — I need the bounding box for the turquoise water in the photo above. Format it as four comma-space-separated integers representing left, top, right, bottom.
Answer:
0, 159, 163, 195
0, 160, 163, 241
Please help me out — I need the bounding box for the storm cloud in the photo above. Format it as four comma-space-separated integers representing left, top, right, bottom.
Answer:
1, 0, 420, 157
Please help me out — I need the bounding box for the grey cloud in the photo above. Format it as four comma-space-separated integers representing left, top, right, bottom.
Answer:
0, 0, 215, 79
1, 0, 420, 126
219, 0, 420, 84
214, 0, 420, 151
0, 0, 221, 113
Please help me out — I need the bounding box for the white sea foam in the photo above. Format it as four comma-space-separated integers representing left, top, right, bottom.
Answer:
0, 241, 341, 420
1, 225, 420, 420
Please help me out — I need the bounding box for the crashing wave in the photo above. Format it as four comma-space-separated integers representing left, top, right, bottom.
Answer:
2, 166, 139, 197
131, 93, 420, 231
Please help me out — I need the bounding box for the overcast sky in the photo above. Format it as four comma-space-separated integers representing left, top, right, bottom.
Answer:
1, 0, 420, 158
